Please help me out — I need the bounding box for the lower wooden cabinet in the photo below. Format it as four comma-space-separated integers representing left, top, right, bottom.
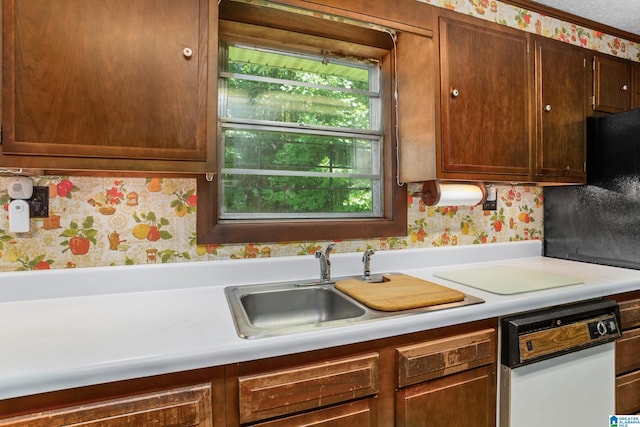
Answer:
0, 384, 213, 427
225, 319, 498, 426
395, 329, 497, 426
396, 365, 495, 427
614, 292, 640, 415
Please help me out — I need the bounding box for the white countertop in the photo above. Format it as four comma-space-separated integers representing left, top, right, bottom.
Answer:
1, 240, 639, 400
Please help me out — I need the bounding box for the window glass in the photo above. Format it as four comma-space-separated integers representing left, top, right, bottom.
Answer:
219, 42, 383, 220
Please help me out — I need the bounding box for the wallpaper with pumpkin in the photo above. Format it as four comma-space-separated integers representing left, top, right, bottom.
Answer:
0, 0, 637, 272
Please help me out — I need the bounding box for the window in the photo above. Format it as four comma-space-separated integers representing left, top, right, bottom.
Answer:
219, 43, 382, 219
197, 2, 406, 244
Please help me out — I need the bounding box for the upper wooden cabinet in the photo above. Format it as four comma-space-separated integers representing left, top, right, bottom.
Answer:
533, 36, 587, 183
438, 15, 531, 182
593, 54, 632, 113
1, 0, 215, 173
633, 63, 640, 109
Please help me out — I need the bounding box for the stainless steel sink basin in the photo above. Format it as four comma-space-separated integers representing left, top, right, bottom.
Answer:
226, 279, 485, 339
241, 287, 366, 329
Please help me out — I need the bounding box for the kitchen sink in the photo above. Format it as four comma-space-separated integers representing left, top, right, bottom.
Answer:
240, 287, 366, 329
225, 278, 484, 339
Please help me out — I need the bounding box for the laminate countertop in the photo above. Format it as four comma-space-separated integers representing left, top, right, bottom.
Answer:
1, 240, 639, 399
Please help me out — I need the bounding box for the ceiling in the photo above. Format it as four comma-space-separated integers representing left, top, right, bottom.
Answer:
531, 0, 640, 36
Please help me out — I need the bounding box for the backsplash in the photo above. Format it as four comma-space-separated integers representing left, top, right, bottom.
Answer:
0, 177, 542, 271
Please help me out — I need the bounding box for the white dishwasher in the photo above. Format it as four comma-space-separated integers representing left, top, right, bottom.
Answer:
500, 299, 620, 427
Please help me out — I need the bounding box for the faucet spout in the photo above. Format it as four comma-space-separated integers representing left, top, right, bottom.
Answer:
315, 243, 335, 283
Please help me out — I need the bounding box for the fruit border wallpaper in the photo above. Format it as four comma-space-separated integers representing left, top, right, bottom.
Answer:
0, 0, 635, 272
0, 177, 541, 271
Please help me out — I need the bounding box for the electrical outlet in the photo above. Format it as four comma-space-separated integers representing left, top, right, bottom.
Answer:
28, 186, 49, 218
482, 185, 497, 211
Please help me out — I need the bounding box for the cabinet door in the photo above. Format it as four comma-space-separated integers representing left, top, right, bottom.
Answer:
533, 36, 587, 183
633, 63, 640, 109
2, 0, 212, 173
593, 54, 632, 113
396, 365, 496, 427
0, 384, 212, 427
439, 15, 531, 181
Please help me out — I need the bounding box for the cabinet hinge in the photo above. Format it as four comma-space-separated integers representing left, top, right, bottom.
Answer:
0, 126, 2, 144
584, 162, 587, 172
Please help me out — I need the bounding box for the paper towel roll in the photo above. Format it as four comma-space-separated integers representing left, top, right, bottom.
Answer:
413, 181, 486, 207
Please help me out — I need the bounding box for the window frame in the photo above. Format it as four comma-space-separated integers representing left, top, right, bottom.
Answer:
197, 2, 407, 244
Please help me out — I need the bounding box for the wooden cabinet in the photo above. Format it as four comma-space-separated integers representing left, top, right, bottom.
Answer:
0, 384, 213, 427
438, 14, 531, 182
533, 36, 587, 183
614, 293, 640, 415
225, 319, 497, 426
1, 0, 216, 173
633, 63, 640, 109
396, 365, 495, 427
395, 329, 497, 426
237, 353, 379, 424
593, 54, 632, 113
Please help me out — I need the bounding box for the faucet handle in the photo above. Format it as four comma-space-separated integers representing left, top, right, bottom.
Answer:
362, 249, 375, 280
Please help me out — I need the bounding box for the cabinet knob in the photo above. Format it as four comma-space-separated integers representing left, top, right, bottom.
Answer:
183, 47, 193, 58
622, 84, 628, 91
544, 104, 552, 112
451, 88, 460, 97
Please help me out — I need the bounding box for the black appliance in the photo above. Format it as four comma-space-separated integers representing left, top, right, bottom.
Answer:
544, 108, 640, 269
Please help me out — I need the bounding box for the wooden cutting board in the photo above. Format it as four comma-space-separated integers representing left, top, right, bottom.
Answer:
335, 274, 465, 311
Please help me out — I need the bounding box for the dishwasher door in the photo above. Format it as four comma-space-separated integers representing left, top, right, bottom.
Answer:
500, 299, 620, 427
501, 341, 615, 427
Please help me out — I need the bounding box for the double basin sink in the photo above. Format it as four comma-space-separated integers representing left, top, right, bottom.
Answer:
225, 277, 483, 339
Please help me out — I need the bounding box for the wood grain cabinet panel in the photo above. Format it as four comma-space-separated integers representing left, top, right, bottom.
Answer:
2, 0, 214, 173
633, 63, 640, 109
617, 370, 640, 415
439, 14, 531, 181
620, 298, 640, 330
396, 328, 496, 387
617, 326, 640, 376
252, 398, 377, 427
238, 353, 379, 424
533, 36, 587, 183
396, 365, 496, 427
615, 294, 640, 414
0, 384, 212, 427
593, 54, 632, 113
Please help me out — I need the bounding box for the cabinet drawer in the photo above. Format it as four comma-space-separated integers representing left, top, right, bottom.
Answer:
396, 329, 496, 387
617, 370, 640, 415
238, 353, 379, 424
0, 384, 212, 427
619, 298, 640, 330
617, 328, 640, 375
252, 398, 377, 427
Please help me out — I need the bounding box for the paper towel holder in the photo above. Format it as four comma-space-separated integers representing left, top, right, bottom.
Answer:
412, 180, 487, 206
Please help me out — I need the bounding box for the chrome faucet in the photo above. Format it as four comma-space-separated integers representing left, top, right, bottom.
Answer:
315, 243, 335, 283
362, 249, 375, 281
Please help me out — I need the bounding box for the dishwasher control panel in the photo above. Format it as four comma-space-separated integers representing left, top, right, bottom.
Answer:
502, 299, 621, 368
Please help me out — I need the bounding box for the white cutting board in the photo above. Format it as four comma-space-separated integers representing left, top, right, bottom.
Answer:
433, 266, 583, 295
